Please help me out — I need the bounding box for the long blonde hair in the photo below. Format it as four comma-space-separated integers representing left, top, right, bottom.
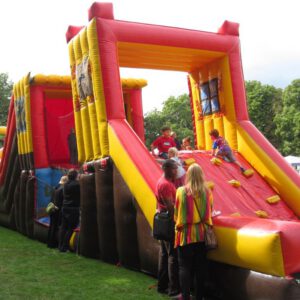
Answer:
185, 163, 206, 198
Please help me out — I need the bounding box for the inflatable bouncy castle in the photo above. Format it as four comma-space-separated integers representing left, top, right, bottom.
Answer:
1, 3, 300, 299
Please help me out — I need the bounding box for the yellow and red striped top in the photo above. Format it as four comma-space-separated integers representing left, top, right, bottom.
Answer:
174, 186, 213, 247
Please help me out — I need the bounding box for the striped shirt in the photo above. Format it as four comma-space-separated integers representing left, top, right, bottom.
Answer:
174, 186, 213, 248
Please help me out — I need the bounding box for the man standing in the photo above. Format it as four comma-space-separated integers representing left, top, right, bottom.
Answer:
156, 159, 180, 297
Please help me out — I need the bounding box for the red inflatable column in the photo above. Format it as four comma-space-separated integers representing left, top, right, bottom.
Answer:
129, 90, 145, 143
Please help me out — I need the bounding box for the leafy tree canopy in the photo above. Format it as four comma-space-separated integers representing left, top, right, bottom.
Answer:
274, 79, 300, 155
245, 80, 282, 149
144, 94, 193, 148
0, 73, 13, 126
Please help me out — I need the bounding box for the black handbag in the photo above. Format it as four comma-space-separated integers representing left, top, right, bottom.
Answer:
153, 211, 174, 241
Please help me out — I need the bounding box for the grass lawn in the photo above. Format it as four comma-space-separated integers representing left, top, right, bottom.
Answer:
0, 226, 165, 300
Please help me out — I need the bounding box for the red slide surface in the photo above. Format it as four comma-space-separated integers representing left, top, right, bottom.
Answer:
179, 151, 298, 222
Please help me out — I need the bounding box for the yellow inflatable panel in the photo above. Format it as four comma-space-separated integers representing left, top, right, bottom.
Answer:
121, 78, 147, 89
87, 19, 109, 157
0, 126, 6, 135
74, 34, 94, 161
204, 116, 213, 150
80, 28, 101, 159
68, 41, 85, 163
108, 124, 156, 226
208, 226, 285, 276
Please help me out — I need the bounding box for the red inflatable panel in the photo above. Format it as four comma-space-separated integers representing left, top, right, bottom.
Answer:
218, 20, 240, 36
30, 86, 49, 168
180, 151, 298, 221
128, 90, 145, 143
88, 2, 114, 21
0, 97, 16, 184
65, 25, 84, 43
109, 119, 161, 192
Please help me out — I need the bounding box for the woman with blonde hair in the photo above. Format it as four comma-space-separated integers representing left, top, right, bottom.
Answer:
174, 163, 213, 300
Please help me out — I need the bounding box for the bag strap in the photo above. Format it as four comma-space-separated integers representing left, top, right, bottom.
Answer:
185, 187, 206, 223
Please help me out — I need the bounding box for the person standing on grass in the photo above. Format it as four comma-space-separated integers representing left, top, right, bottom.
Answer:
156, 159, 180, 297
59, 169, 80, 252
47, 175, 68, 248
174, 163, 213, 300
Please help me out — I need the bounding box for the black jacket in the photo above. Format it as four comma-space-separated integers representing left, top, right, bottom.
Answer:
63, 180, 80, 208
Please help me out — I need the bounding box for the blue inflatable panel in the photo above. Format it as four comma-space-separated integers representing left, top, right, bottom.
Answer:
35, 168, 64, 209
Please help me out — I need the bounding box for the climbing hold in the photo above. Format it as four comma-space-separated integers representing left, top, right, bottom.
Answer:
206, 181, 215, 190
231, 212, 241, 217
266, 195, 280, 204
228, 179, 241, 187
211, 157, 222, 166
184, 158, 196, 166
255, 210, 268, 218
243, 169, 254, 177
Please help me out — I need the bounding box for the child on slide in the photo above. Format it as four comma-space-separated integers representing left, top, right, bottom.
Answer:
168, 147, 186, 187
209, 129, 246, 173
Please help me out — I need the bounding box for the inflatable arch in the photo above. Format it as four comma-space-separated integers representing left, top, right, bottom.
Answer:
64, 2, 300, 278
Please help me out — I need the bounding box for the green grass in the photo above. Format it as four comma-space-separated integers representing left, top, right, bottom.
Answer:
0, 226, 165, 300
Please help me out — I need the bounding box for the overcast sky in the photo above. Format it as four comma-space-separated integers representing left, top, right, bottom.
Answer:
1, 0, 299, 113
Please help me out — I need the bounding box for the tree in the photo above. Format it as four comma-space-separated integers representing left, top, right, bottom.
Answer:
245, 80, 282, 149
274, 79, 300, 155
0, 73, 13, 125
144, 94, 193, 148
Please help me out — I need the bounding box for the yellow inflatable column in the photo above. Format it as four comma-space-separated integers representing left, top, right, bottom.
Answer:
199, 67, 214, 151
220, 56, 238, 150
213, 114, 224, 138
69, 41, 86, 163
204, 116, 214, 150
23, 73, 33, 157
206, 58, 223, 138
189, 73, 205, 150
20, 78, 29, 158
80, 28, 101, 159
14, 82, 26, 158
87, 19, 109, 157
74, 35, 94, 162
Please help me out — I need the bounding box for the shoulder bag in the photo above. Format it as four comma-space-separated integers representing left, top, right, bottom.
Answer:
153, 211, 174, 242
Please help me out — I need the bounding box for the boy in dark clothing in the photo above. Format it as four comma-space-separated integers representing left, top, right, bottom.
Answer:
151, 126, 176, 159
59, 169, 80, 252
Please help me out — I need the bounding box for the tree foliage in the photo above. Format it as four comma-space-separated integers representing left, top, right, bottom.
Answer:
245, 80, 282, 149
274, 79, 300, 155
144, 94, 193, 148
144, 79, 300, 156
0, 73, 13, 125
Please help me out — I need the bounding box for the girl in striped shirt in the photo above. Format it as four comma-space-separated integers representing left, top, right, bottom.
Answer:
174, 163, 213, 300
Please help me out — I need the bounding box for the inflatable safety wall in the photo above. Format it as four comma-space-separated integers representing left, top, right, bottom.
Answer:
0, 74, 75, 241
